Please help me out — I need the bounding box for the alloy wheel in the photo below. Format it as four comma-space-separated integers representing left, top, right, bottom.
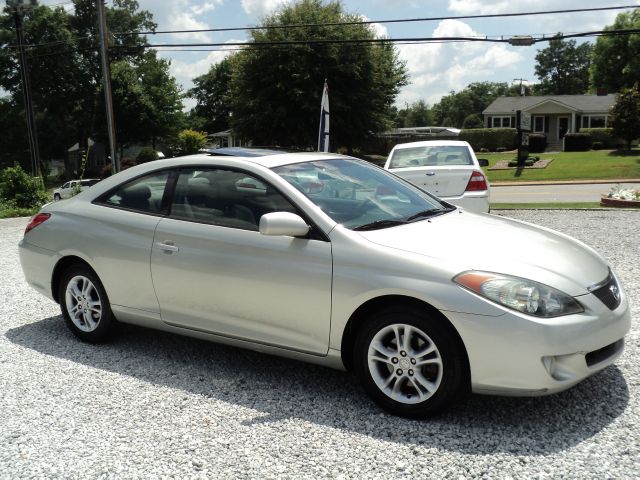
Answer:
367, 323, 443, 404
64, 275, 102, 332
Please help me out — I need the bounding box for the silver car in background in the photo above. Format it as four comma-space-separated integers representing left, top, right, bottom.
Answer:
19, 153, 629, 417
384, 140, 490, 213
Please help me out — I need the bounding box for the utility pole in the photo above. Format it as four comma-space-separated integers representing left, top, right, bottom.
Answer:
96, 0, 119, 173
513, 78, 528, 97
8, 0, 40, 178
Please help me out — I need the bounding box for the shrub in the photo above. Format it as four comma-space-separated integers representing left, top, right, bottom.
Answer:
136, 147, 159, 164
176, 129, 208, 155
462, 113, 483, 129
496, 147, 506, 152
591, 141, 604, 150
580, 128, 617, 149
0, 165, 49, 209
459, 128, 517, 151
478, 147, 489, 153
564, 133, 591, 152
527, 133, 547, 153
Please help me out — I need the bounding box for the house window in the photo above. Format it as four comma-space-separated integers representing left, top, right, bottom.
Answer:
581, 115, 608, 128
491, 116, 512, 128
533, 116, 545, 132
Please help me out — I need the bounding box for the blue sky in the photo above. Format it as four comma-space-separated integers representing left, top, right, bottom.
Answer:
49, 0, 640, 109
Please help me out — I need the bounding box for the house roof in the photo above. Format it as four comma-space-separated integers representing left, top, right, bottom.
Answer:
483, 94, 617, 115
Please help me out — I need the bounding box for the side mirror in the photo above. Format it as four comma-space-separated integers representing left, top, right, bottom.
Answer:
477, 158, 489, 167
259, 212, 310, 237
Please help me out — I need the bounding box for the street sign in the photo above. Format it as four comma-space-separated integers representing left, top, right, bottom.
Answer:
519, 111, 532, 131
522, 133, 529, 146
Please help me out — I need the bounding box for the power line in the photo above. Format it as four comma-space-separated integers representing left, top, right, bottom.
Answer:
112, 5, 639, 37
114, 28, 640, 50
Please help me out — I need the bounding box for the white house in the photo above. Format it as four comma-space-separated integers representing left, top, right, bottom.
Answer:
483, 94, 617, 150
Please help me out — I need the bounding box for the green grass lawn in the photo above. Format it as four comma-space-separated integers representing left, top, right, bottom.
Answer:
491, 202, 606, 209
481, 149, 640, 182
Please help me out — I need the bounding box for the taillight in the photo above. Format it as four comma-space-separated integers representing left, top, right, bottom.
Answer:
465, 171, 488, 192
24, 213, 51, 235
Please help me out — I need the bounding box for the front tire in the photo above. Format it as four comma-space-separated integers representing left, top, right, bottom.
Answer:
53, 193, 61, 201
59, 264, 116, 342
353, 306, 468, 418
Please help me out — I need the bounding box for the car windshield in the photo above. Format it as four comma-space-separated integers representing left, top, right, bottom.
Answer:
389, 145, 473, 169
273, 158, 453, 230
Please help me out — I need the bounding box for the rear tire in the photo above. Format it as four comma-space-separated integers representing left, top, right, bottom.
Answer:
58, 264, 116, 343
353, 305, 467, 418
54, 193, 61, 201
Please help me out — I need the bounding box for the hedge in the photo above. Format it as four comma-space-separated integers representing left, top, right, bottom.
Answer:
564, 133, 591, 152
458, 128, 517, 151
579, 128, 618, 149
527, 133, 547, 153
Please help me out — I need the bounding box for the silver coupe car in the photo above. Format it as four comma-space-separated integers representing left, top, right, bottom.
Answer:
19, 153, 630, 417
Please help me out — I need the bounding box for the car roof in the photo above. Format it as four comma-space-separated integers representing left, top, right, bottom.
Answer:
201, 147, 286, 157
125, 152, 351, 172
392, 140, 471, 149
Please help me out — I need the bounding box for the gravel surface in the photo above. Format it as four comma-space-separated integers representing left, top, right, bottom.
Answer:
1, 210, 638, 479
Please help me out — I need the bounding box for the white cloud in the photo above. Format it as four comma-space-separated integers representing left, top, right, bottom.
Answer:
137, 0, 224, 42
396, 19, 523, 106
164, 40, 243, 88
360, 16, 389, 38
240, 0, 292, 17
447, 0, 638, 32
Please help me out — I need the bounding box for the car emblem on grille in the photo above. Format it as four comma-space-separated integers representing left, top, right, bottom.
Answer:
609, 284, 620, 301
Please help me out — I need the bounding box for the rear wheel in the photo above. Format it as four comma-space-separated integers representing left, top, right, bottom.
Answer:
58, 264, 116, 342
54, 193, 61, 201
354, 306, 467, 417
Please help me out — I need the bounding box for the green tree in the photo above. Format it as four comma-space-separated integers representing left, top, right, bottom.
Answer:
610, 84, 640, 149
591, 9, 640, 92
95, 52, 184, 155
230, 0, 407, 151
432, 82, 510, 128
404, 100, 432, 127
189, 57, 233, 134
0, 98, 29, 170
0, 0, 159, 172
534, 37, 592, 95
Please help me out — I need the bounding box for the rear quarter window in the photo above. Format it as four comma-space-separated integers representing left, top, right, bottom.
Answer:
95, 171, 172, 215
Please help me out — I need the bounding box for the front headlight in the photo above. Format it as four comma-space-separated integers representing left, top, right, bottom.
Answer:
453, 271, 584, 318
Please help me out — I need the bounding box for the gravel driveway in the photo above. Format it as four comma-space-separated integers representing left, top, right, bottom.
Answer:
1, 211, 638, 479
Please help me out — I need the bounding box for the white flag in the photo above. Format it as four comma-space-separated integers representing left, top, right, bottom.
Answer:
318, 80, 330, 152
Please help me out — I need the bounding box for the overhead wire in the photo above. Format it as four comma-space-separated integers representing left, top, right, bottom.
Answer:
111, 5, 639, 36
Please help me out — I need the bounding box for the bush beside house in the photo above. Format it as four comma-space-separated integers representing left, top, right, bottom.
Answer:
527, 133, 547, 153
563, 133, 592, 151
458, 128, 517, 151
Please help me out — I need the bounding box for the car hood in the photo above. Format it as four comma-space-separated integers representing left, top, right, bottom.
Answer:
358, 211, 609, 296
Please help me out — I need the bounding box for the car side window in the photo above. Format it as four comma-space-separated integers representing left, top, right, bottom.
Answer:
62, 182, 70, 189
170, 168, 297, 231
96, 171, 171, 214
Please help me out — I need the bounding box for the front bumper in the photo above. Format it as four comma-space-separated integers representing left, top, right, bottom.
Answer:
444, 286, 631, 396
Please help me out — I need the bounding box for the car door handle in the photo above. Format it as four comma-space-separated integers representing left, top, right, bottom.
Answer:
155, 241, 179, 253
425, 171, 436, 176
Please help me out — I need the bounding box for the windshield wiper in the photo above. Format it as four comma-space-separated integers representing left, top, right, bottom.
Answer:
353, 219, 408, 231
405, 207, 455, 222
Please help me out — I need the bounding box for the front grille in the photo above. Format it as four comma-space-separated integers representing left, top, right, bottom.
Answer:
589, 272, 622, 311
586, 339, 624, 367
